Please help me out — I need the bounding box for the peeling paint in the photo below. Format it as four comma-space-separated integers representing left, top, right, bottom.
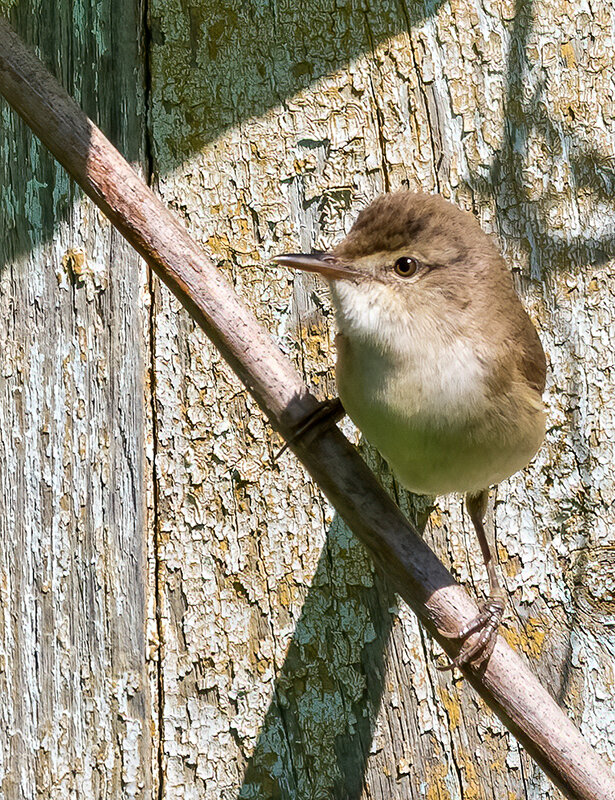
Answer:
0, 5, 153, 799
149, 0, 615, 796
1, 0, 614, 797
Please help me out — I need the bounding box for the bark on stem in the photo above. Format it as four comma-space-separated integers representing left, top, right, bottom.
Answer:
0, 17, 613, 800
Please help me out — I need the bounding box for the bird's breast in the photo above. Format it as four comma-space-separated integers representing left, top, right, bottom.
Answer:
335, 332, 544, 495
336, 330, 489, 428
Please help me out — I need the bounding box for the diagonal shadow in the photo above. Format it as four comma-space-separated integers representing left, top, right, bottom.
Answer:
238, 470, 433, 800
5, 0, 614, 280
0, 0, 442, 270
146, 0, 443, 167
3, 0, 615, 797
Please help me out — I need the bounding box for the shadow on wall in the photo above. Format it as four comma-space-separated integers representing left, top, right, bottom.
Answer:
239, 514, 398, 800
0, 0, 442, 269
464, 0, 615, 277
3, 0, 615, 797
238, 480, 434, 800
146, 0, 443, 165
3, 0, 614, 275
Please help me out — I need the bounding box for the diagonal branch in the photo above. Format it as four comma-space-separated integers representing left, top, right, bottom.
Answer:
0, 17, 613, 800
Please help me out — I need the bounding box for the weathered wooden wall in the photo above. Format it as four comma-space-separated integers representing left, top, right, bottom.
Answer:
0, 2, 154, 797
1, 0, 615, 797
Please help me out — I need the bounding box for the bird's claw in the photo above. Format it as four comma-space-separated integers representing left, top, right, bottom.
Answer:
437, 594, 505, 671
274, 398, 345, 461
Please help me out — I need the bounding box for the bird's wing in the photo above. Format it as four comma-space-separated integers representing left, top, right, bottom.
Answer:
516, 311, 547, 394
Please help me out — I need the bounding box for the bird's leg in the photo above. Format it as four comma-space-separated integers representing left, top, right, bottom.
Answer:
274, 398, 345, 461
438, 488, 506, 671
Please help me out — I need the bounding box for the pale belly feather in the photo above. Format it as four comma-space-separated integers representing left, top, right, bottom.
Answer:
335, 335, 544, 496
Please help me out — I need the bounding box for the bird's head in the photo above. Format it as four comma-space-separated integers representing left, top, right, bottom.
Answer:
273, 192, 511, 351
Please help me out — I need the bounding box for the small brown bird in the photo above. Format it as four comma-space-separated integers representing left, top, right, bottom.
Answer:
273, 192, 546, 668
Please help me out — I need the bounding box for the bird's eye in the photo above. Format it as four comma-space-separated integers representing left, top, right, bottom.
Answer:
394, 256, 420, 277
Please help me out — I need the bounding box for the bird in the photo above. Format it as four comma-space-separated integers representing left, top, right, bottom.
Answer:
272, 191, 546, 669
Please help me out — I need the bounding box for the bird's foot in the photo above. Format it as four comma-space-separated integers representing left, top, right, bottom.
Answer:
274, 398, 345, 461
437, 593, 505, 671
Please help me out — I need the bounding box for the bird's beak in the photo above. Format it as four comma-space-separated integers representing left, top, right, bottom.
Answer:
271, 253, 363, 281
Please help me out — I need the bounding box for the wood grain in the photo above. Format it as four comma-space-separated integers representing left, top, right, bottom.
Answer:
2, 11, 615, 800
0, 5, 153, 798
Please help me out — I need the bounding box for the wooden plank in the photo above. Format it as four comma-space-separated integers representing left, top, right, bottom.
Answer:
0, 3, 153, 797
